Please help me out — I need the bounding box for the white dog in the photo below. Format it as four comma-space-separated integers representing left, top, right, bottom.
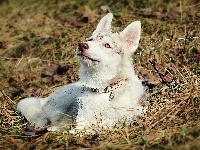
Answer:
17, 13, 146, 133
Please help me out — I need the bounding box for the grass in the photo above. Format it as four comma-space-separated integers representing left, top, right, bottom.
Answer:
0, 0, 200, 149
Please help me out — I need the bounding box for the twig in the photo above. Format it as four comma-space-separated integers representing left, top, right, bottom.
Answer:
163, 55, 187, 83
119, 128, 131, 145
180, 1, 183, 20
0, 57, 22, 60
0, 56, 49, 62
1, 90, 16, 105
149, 60, 167, 84
1, 90, 17, 114
184, 2, 200, 8
15, 58, 23, 67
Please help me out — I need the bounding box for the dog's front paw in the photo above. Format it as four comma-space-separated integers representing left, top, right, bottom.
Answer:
69, 129, 76, 134
69, 127, 96, 136
47, 126, 65, 132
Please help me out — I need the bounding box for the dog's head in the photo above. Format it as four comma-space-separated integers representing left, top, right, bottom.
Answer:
76, 13, 141, 69
76, 13, 141, 87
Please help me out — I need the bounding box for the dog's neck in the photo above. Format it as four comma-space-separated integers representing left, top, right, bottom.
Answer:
84, 78, 127, 101
79, 60, 135, 88
78, 60, 136, 100
79, 64, 119, 88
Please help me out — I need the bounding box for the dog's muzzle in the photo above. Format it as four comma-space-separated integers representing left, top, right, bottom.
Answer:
78, 42, 89, 53
77, 42, 99, 62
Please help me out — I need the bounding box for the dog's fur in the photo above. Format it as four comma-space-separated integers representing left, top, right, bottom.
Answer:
17, 13, 146, 133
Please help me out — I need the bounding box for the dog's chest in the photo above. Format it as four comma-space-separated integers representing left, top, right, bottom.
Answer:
77, 87, 111, 109
76, 87, 133, 119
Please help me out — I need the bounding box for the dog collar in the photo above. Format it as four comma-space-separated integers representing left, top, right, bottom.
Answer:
90, 78, 127, 101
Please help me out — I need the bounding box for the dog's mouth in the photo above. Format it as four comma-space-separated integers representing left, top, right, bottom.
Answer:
77, 53, 100, 62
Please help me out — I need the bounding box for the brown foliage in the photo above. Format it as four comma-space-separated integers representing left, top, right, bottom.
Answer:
0, 0, 199, 149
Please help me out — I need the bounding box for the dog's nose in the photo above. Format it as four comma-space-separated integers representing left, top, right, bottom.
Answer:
78, 43, 89, 52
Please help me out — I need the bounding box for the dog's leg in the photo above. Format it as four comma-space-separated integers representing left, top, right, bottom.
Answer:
17, 97, 49, 128
17, 82, 82, 129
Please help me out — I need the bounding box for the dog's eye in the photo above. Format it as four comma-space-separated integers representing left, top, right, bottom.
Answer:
104, 43, 111, 48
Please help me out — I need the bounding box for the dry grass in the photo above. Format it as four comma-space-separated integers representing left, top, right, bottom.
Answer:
0, 0, 199, 149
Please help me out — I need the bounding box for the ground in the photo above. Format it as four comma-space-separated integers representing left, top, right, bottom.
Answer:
0, 0, 200, 149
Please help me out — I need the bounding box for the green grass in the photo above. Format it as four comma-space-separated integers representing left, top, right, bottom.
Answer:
0, 0, 200, 149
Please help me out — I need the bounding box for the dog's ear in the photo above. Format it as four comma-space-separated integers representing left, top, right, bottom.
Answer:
120, 21, 141, 53
94, 13, 113, 34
